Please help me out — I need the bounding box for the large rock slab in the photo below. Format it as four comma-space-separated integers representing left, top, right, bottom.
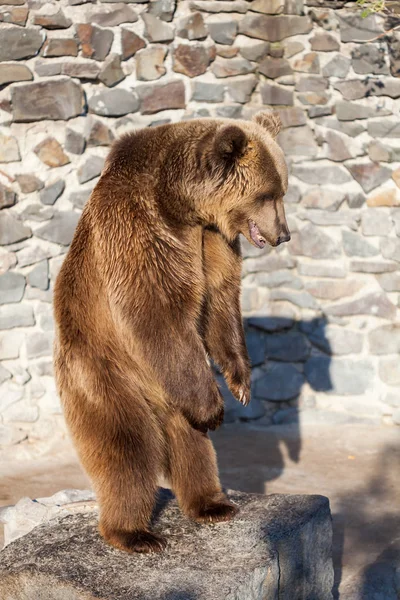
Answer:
0, 490, 334, 600
11, 77, 84, 122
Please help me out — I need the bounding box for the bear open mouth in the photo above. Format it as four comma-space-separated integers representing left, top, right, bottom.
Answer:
248, 220, 266, 248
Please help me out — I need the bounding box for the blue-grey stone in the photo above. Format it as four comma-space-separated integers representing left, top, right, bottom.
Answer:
0, 272, 25, 304
264, 332, 310, 362
254, 362, 304, 401
246, 330, 266, 366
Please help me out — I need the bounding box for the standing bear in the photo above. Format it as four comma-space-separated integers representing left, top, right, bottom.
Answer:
54, 112, 290, 553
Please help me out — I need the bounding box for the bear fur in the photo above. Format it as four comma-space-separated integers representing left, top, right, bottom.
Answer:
53, 112, 290, 553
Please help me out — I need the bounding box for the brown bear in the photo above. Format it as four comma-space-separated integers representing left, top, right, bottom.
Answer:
53, 111, 290, 554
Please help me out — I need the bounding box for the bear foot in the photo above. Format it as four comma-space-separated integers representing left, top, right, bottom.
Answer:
191, 500, 238, 524
102, 528, 167, 553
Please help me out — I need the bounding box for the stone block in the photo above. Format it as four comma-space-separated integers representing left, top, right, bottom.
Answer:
342, 230, 379, 258
301, 188, 346, 211
305, 357, 373, 395
15, 174, 43, 194
381, 237, 400, 262
120, 31, 145, 61
212, 56, 254, 78
264, 332, 310, 362
0, 304, 34, 329
34, 60, 62, 77
379, 357, 400, 385
90, 5, 138, 27
346, 163, 391, 194
77, 156, 105, 184
173, 43, 214, 77
35, 211, 80, 246
143, 13, 174, 43
88, 89, 140, 117
0, 213, 31, 245
367, 188, 400, 208
259, 56, 292, 79
292, 163, 352, 185
235, 36, 269, 62
20, 204, 54, 222
136, 46, 167, 81
362, 209, 392, 236
0, 491, 333, 600
61, 61, 100, 80
225, 75, 257, 103
376, 271, 400, 292
334, 78, 400, 101
138, 80, 185, 114
206, 14, 237, 45
278, 125, 317, 157
350, 259, 398, 274
290, 223, 341, 259
26, 331, 54, 359
321, 54, 350, 78
86, 120, 114, 147
42, 38, 78, 58
0, 64, 33, 87
261, 82, 293, 106
34, 137, 70, 168
65, 128, 85, 155
297, 262, 347, 279
254, 362, 305, 400
99, 54, 125, 87
33, 9, 71, 29
40, 179, 65, 206
338, 13, 383, 43
192, 0, 248, 13
76, 24, 114, 61
310, 32, 339, 52
368, 118, 400, 139
27, 260, 49, 291
326, 292, 396, 320
12, 77, 84, 122
369, 324, 400, 354
0, 331, 24, 360
0, 28, 44, 61
0, 5, 28, 26
308, 324, 363, 355
292, 52, 319, 74
69, 188, 92, 209
239, 14, 312, 42
177, 12, 207, 40
0, 272, 25, 304
148, 0, 176, 22
0, 183, 17, 209
305, 279, 362, 301
352, 44, 389, 75
191, 80, 224, 103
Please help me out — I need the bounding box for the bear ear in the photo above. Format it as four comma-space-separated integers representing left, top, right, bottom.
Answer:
213, 125, 248, 163
253, 111, 282, 138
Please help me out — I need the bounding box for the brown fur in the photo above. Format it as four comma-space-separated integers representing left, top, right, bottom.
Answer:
53, 112, 289, 553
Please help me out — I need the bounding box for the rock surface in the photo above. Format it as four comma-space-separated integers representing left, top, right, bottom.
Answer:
0, 489, 334, 600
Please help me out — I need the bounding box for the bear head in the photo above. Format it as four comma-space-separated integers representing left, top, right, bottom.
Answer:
192, 111, 290, 249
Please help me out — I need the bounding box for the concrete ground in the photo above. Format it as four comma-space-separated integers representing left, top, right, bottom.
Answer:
1, 420, 399, 599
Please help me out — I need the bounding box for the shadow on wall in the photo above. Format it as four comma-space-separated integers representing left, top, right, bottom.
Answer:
215, 315, 333, 480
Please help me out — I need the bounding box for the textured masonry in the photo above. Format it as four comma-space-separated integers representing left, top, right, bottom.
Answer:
0, 0, 400, 447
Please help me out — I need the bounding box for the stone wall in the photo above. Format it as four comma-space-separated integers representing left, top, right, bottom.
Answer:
0, 0, 400, 447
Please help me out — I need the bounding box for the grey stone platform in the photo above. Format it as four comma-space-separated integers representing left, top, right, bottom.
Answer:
0, 490, 333, 600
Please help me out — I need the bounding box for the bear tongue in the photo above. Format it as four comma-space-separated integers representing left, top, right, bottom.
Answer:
249, 220, 266, 248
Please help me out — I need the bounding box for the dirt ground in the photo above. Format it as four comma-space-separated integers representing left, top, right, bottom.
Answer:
1, 420, 399, 599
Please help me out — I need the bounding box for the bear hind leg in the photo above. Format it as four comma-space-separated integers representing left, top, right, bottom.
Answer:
62, 384, 167, 554
165, 412, 238, 524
